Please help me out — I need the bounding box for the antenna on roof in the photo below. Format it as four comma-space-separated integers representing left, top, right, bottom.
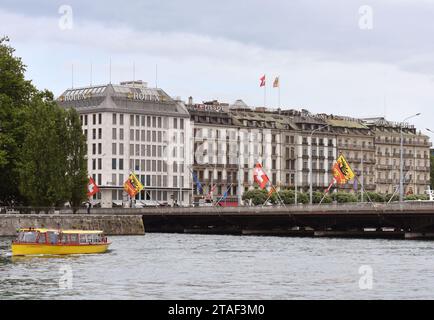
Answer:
133, 61, 135, 87
90, 62, 93, 86
109, 57, 112, 84
71, 63, 74, 89
155, 64, 158, 88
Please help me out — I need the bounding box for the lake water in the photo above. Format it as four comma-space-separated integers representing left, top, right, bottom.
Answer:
1, 233, 434, 299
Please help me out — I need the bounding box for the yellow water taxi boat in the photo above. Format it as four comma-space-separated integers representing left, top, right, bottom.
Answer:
11, 228, 111, 256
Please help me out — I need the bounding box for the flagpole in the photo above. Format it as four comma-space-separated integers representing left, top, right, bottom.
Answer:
278, 78, 281, 109
215, 183, 233, 206
356, 175, 374, 204
264, 81, 266, 108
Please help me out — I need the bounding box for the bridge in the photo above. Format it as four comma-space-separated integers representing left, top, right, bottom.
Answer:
4, 202, 434, 239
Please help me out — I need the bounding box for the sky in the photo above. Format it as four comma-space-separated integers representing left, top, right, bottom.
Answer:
1, 0, 434, 139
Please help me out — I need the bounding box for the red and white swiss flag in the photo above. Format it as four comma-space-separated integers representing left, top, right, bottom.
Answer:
87, 176, 100, 197
253, 163, 269, 189
259, 75, 266, 87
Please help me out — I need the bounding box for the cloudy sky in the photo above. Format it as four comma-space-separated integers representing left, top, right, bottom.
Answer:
1, 0, 434, 137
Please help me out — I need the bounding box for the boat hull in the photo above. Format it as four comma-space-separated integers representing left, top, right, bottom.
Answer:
11, 243, 110, 256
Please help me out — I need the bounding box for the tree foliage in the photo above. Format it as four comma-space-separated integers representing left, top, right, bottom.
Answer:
0, 36, 37, 205
0, 37, 87, 207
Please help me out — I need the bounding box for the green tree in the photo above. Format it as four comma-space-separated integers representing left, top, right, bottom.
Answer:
242, 188, 269, 205
312, 191, 332, 204
65, 108, 88, 211
18, 94, 70, 207
331, 192, 358, 203
0, 36, 37, 205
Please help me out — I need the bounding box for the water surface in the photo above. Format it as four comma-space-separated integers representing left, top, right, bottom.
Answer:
1, 234, 433, 299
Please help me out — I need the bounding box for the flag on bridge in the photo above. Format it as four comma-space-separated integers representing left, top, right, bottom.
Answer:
87, 176, 99, 197
254, 163, 270, 189
192, 171, 203, 193
123, 173, 144, 197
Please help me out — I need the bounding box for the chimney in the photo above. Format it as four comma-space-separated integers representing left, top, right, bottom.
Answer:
188, 96, 193, 105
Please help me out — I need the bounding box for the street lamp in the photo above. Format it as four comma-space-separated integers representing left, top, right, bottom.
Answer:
310, 124, 330, 205
399, 113, 421, 202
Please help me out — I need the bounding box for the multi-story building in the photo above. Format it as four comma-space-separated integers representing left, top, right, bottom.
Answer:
57, 80, 192, 207
187, 99, 240, 205
324, 115, 376, 192
283, 110, 337, 192
364, 117, 431, 195
57, 81, 431, 205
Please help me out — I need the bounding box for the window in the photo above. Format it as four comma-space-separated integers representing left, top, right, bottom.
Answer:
97, 158, 102, 170
119, 129, 124, 140
98, 128, 102, 139
92, 144, 96, 155
98, 114, 102, 124
112, 159, 117, 170
119, 159, 124, 170
112, 128, 116, 140
92, 129, 96, 139
93, 114, 96, 125
112, 113, 116, 125
119, 114, 124, 125
84, 115, 88, 125
174, 118, 178, 129
119, 143, 124, 155
98, 143, 102, 154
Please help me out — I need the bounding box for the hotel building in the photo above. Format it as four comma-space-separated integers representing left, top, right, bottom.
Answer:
57, 80, 192, 208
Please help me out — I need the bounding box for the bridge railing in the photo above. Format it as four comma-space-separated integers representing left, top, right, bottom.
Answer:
2, 201, 434, 215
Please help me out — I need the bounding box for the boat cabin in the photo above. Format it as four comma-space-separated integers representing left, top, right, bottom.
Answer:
15, 228, 108, 245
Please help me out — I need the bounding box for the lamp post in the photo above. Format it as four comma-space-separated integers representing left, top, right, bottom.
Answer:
399, 113, 421, 202
310, 124, 330, 205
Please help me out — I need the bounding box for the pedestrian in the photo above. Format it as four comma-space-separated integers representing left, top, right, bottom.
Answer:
87, 201, 91, 214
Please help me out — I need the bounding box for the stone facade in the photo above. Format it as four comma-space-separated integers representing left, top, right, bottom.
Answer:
57, 83, 432, 206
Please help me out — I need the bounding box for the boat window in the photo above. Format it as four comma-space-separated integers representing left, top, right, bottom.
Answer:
60, 234, 69, 244
69, 234, 78, 243
37, 233, 47, 244
79, 234, 89, 244
19, 231, 37, 243
47, 232, 59, 244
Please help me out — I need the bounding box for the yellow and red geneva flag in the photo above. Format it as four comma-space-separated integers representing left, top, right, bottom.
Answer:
332, 154, 355, 184
273, 76, 279, 88
87, 176, 100, 197
123, 173, 144, 198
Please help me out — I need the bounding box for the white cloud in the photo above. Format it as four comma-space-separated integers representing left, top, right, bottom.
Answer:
1, 6, 434, 136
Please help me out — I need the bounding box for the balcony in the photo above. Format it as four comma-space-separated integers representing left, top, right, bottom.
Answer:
377, 164, 392, 170
416, 166, 429, 171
